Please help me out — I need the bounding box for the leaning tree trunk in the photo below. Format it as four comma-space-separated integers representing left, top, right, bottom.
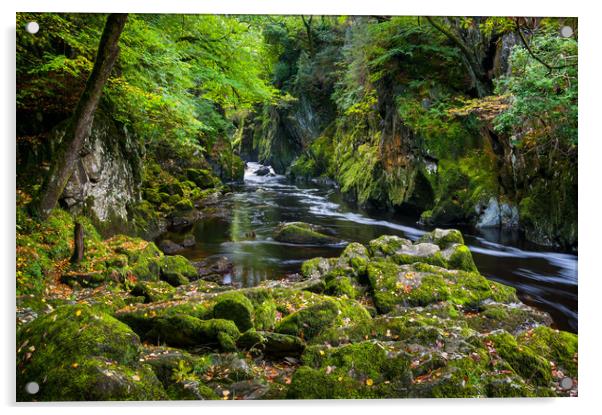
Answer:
70, 222, 84, 264
36, 13, 128, 219
425, 16, 491, 97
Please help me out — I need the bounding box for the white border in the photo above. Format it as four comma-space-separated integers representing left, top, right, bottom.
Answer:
2, 1, 601, 414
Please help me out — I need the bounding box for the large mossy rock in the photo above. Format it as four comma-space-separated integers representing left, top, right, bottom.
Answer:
275, 298, 371, 341
16, 304, 166, 401
367, 261, 516, 313
212, 291, 255, 332
158, 255, 197, 287
185, 168, 220, 189
273, 222, 339, 245
237, 329, 306, 358
146, 315, 240, 351
366, 230, 477, 272
130, 280, 176, 303
106, 235, 164, 281
287, 341, 412, 399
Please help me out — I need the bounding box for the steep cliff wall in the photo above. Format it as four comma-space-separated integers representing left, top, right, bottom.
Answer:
58, 110, 143, 232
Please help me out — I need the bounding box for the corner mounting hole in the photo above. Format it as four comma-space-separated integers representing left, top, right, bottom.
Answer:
25, 381, 40, 394
25, 22, 39, 34
560, 26, 573, 38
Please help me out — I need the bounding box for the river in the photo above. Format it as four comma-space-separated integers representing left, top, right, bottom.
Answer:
176, 162, 578, 333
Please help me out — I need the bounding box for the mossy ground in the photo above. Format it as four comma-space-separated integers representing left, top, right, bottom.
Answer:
16, 225, 577, 400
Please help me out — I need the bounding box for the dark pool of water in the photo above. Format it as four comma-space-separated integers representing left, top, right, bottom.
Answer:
175, 162, 578, 333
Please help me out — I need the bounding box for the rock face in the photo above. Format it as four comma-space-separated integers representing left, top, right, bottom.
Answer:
273, 222, 340, 245
475, 197, 519, 229
59, 111, 142, 230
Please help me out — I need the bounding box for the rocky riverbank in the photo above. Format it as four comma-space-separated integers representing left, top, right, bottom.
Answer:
16, 215, 577, 400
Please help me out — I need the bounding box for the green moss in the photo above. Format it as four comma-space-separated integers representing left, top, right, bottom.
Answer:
324, 274, 358, 299
237, 329, 266, 351
287, 366, 377, 399
368, 235, 411, 257
217, 331, 237, 352
130, 281, 176, 303
446, 245, 478, 272
485, 373, 535, 397
115, 300, 213, 339
466, 303, 550, 334
289, 340, 411, 399
186, 168, 220, 189
392, 249, 447, 269
275, 298, 371, 341
289, 134, 335, 180
418, 228, 465, 247
254, 299, 277, 330
158, 255, 197, 286
16, 209, 111, 295
144, 188, 162, 204
166, 381, 219, 400
212, 291, 255, 331
518, 326, 578, 377
368, 260, 517, 313
174, 198, 194, 211
167, 194, 182, 205
427, 356, 487, 398
518, 158, 577, 248
486, 331, 552, 386
300, 257, 333, 279
145, 315, 240, 350
107, 236, 163, 281
17, 304, 166, 401
263, 332, 306, 357
425, 152, 499, 228
340, 242, 370, 277
273, 222, 338, 245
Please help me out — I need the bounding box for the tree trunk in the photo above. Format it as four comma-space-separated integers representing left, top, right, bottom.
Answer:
36, 13, 128, 219
301, 15, 315, 57
425, 16, 490, 97
70, 222, 85, 264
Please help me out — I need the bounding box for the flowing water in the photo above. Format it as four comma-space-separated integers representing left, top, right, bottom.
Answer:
176, 162, 578, 333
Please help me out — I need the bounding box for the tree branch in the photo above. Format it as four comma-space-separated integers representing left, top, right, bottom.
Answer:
514, 18, 577, 72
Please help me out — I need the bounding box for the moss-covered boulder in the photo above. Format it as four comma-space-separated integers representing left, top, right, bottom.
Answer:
518, 326, 578, 377
301, 257, 335, 279
130, 281, 176, 303
158, 255, 197, 287
367, 261, 517, 313
368, 235, 412, 257
275, 298, 371, 341
288, 341, 411, 399
365, 230, 477, 273
186, 168, 220, 189
274, 222, 339, 245
212, 291, 255, 332
485, 331, 553, 386
417, 228, 465, 248
174, 198, 194, 211
390, 242, 477, 273
297, 243, 370, 300
16, 304, 166, 401
106, 236, 164, 281
237, 329, 305, 358
145, 315, 240, 351
465, 302, 553, 334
